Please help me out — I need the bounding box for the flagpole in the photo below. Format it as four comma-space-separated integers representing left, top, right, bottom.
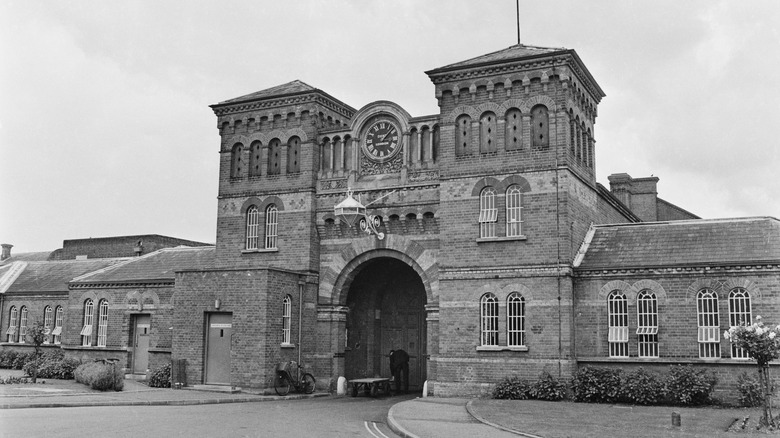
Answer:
516, 0, 521, 44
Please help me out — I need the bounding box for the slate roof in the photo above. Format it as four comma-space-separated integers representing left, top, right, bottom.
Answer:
2, 259, 124, 293
0, 251, 54, 265
214, 80, 317, 105
577, 217, 780, 270
72, 246, 216, 284
427, 44, 568, 73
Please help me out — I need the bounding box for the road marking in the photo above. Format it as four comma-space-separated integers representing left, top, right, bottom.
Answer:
364, 421, 390, 438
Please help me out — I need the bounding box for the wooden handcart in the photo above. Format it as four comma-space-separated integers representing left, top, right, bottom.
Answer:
349, 377, 391, 397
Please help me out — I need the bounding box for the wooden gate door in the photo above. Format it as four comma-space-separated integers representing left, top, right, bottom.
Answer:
381, 290, 425, 389
205, 313, 232, 385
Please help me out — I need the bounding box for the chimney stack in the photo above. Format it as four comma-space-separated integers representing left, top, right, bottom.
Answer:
1, 243, 13, 261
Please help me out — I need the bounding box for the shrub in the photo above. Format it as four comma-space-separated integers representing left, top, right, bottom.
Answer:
665, 365, 717, 406
571, 366, 623, 403
621, 367, 665, 405
148, 363, 172, 388
529, 372, 567, 401
737, 371, 765, 407
74, 361, 124, 391
22, 351, 80, 380
12, 352, 33, 370
0, 350, 18, 368
492, 376, 530, 400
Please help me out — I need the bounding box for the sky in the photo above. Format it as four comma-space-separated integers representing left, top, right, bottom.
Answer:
1, 0, 779, 253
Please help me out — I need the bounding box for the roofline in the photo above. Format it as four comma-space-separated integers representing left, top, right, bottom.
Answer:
70, 246, 215, 283
209, 87, 357, 114
590, 215, 780, 230
576, 259, 780, 272
596, 183, 641, 222
657, 197, 700, 220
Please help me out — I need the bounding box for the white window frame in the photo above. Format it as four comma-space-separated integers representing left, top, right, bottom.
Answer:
636, 290, 659, 358
507, 292, 525, 347
480, 293, 499, 346
282, 295, 292, 345
52, 306, 63, 345
506, 185, 523, 237
18, 307, 28, 344
608, 291, 629, 357
6, 306, 18, 343
265, 204, 278, 249
81, 299, 94, 347
697, 289, 720, 359
97, 300, 109, 347
246, 205, 260, 250
43, 306, 53, 344
728, 288, 751, 359
478, 187, 497, 238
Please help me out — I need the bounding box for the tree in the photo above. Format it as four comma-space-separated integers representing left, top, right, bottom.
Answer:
725, 316, 780, 427
26, 320, 47, 383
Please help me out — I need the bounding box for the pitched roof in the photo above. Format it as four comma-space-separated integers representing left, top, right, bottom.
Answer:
215, 80, 318, 105
3, 259, 124, 293
428, 44, 568, 73
72, 246, 216, 284
0, 251, 54, 265
577, 217, 780, 270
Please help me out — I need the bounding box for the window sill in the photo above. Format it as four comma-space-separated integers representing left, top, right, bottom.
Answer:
476, 236, 527, 243
241, 248, 279, 254
476, 345, 528, 352
281, 343, 296, 349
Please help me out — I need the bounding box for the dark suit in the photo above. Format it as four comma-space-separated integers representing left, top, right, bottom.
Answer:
389, 349, 409, 394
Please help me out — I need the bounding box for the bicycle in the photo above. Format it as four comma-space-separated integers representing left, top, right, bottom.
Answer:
274, 361, 315, 396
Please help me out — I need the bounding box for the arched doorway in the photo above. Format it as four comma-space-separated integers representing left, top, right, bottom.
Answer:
344, 257, 427, 390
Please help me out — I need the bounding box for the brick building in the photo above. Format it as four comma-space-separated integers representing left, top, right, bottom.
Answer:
2, 43, 778, 399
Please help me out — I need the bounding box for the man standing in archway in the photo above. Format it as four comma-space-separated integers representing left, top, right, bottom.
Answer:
389, 349, 409, 394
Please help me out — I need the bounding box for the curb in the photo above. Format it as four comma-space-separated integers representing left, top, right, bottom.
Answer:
464, 400, 543, 438
386, 401, 420, 438
0, 392, 328, 410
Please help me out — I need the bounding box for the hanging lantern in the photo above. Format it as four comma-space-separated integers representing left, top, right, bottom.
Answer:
334, 189, 366, 227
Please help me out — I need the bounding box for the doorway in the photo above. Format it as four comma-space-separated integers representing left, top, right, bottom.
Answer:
344, 257, 426, 389
132, 314, 150, 374
205, 312, 232, 385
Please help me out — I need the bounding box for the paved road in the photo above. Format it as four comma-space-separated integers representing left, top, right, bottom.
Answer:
0, 393, 415, 438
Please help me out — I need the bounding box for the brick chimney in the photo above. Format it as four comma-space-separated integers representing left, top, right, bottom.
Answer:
1, 243, 13, 261
608, 173, 660, 222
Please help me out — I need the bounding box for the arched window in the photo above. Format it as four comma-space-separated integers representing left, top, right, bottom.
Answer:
587, 128, 594, 168
478, 187, 497, 238
421, 126, 431, 162
230, 143, 243, 178
569, 111, 576, 156
6, 306, 18, 343
728, 288, 751, 359
480, 293, 499, 346
249, 141, 262, 177
321, 138, 332, 172
333, 137, 344, 171
19, 306, 28, 344
507, 292, 525, 347
505, 108, 522, 151
432, 125, 440, 162
455, 114, 471, 156
580, 122, 588, 164
97, 299, 109, 347
81, 299, 94, 347
608, 291, 628, 357
479, 112, 496, 153
246, 205, 260, 250
287, 136, 301, 173
53, 306, 63, 345
409, 128, 419, 164
506, 185, 523, 237
43, 306, 53, 345
636, 290, 658, 358
265, 204, 278, 249
697, 289, 720, 358
282, 295, 292, 345
268, 138, 281, 175
531, 105, 549, 148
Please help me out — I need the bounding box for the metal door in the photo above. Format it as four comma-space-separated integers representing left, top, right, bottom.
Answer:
132, 315, 151, 374
205, 313, 232, 385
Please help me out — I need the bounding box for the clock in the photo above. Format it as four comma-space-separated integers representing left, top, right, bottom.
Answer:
363, 118, 400, 162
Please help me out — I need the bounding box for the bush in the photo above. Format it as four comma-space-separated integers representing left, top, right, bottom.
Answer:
529, 372, 567, 401
22, 351, 80, 380
12, 352, 33, 370
148, 363, 171, 388
621, 367, 665, 405
737, 371, 765, 407
0, 350, 18, 368
665, 365, 717, 406
492, 376, 530, 400
74, 361, 124, 391
571, 366, 623, 403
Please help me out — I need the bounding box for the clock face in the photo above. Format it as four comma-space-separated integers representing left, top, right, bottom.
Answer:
363, 118, 400, 162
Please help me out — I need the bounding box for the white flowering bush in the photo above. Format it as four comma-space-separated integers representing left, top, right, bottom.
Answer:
724, 316, 780, 426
